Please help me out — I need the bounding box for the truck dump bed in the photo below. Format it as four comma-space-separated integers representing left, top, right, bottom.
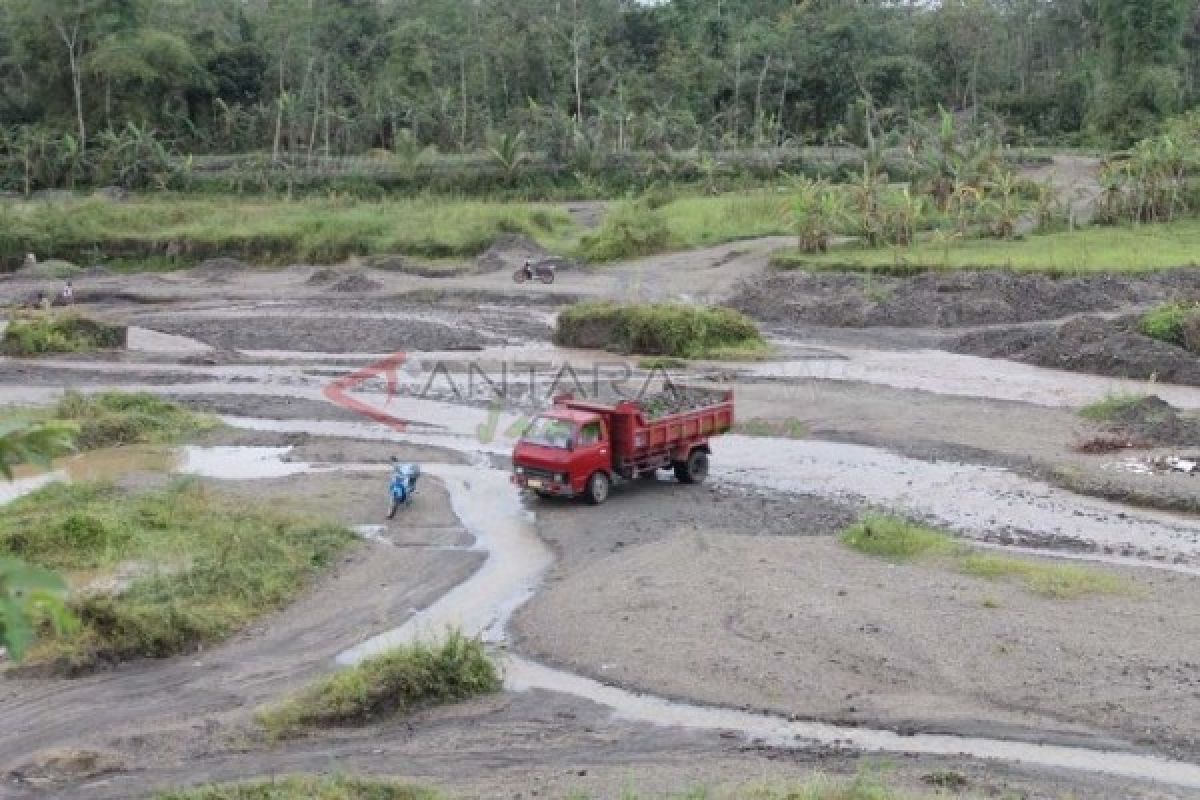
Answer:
558, 385, 734, 464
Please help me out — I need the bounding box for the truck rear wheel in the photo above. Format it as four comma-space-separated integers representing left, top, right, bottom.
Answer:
674, 449, 709, 484
585, 471, 610, 505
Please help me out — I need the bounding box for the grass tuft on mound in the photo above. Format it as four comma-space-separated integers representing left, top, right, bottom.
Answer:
555, 302, 766, 359
841, 514, 1131, 599
258, 630, 501, 739
0, 481, 353, 669
158, 776, 439, 800
840, 514, 957, 560
2, 313, 127, 356
1079, 392, 1150, 423
1139, 301, 1200, 348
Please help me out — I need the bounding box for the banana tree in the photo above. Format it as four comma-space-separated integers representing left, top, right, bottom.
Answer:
0, 557, 77, 661
0, 418, 78, 661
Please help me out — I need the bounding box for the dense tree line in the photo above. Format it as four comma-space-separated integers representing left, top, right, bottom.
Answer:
0, 0, 1198, 166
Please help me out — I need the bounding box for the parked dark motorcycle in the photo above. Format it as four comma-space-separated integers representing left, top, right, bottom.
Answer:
512, 259, 556, 284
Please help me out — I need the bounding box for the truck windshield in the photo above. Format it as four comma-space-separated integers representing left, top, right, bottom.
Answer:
520, 416, 575, 449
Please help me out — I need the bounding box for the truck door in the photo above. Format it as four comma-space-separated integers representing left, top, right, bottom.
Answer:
574, 419, 611, 482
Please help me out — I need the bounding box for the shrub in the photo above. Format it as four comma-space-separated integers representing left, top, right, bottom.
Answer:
577, 199, 671, 262
258, 631, 501, 738
1139, 301, 1200, 346
1, 313, 127, 356
554, 302, 766, 359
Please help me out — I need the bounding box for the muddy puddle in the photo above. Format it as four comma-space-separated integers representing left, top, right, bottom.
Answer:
337, 465, 551, 663
0, 446, 173, 503
126, 327, 211, 356
0, 444, 361, 504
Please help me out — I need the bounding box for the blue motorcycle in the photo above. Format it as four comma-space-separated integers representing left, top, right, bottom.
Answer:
388, 460, 421, 519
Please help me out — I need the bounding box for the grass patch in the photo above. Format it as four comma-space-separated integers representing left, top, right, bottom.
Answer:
959, 553, 1130, 599
774, 219, 1200, 274
660, 190, 795, 249
736, 418, 809, 439
50, 390, 217, 450
840, 514, 957, 560
159, 769, 944, 800
1, 312, 126, 356
158, 776, 438, 800
554, 302, 766, 359
0, 194, 574, 269
637, 356, 690, 370
1139, 301, 1200, 346
258, 630, 501, 738
1079, 392, 1149, 422
841, 514, 1131, 599
0, 480, 353, 669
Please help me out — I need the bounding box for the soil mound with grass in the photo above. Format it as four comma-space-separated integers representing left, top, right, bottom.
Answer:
1, 313, 127, 356
953, 316, 1200, 386
1186, 315, 1200, 354
1087, 395, 1200, 447
555, 302, 765, 358
328, 272, 382, 293
731, 269, 1197, 328
15, 259, 81, 280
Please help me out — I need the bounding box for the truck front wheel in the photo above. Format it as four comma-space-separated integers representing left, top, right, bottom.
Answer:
674, 450, 709, 484
585, 471, 611, 505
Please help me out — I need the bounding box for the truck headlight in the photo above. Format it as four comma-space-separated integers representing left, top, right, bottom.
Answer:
515, 466, 525, 475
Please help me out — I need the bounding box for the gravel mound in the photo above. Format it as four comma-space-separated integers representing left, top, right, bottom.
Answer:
327, 273, 382, 293
195, 257, 249, 273
732, 269, 1200, 328
473, 234, 556, 274
952, 316, 1200, 386
193, 257, 249, 285
306, 267, 338, 285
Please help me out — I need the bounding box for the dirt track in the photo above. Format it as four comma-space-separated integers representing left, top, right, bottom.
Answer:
3, 214, 1200, 797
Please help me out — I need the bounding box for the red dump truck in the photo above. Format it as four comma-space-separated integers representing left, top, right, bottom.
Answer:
511, 386, 734, 504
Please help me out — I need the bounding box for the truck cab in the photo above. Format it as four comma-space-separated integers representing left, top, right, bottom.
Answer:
511, 409, 614, 503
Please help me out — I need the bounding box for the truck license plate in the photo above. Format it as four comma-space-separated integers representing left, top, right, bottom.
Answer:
527, 479, 543, 489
